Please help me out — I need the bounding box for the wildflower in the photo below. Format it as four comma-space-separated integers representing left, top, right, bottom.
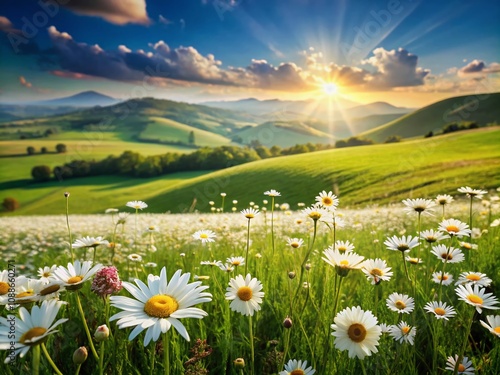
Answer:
287, 238, 304, 249
438, 219, 471, 238
402, 198, 436, 216
302, 204, 327, 221
386, 292, 414, 314
479, 315, 500, 337
420, 229, 448, 243
334, 240, 355, 253
445, 355, 475, 374
126, 200, 148, 210
315, 190, 339, 210
459, 242, 477, 251
430, 245, 465, 263
226, 256, 245, 267
436, 194, 454, 206
331, 306, 382, 359
455, 272, 492, 287
94, 325, 110, 342
127, 254, 143, 262
424, 301, 456, 320
218, 263, 234, 273
200, 260, 223, 267
38, 265, 57, 283
458, 186, 487, 199
455, 284, 499, 313
384, 235, 419, 252
145, 262, 157, 268
91, 266, 123, 298
361, 258, 393, 285
73, 346, 88, 365
405, 256, 423, 265
432, 272, 454, 286
264, 189, 281, 197
279, 359, 316, 375
225, 274, 264, 316
105, 208, 119, 214
388, 321, 416, 345
72, 236, 109, 249
241, 207, 260, 219
116, 212, 129, 224
53, 260, 102, 291
234, 358, 245, 369
143, 225, 159, 233
192, 230, 217, 244
0, 300, 68, 363
322, 249, 365, 277
110, 268, 212, 345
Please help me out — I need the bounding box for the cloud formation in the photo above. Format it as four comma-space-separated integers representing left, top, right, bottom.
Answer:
458, 59, 500, 75
19, 76, 32, 88
61, 0, 150, 25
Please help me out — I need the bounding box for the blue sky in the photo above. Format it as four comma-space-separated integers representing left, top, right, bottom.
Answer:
0, 0, 499, 106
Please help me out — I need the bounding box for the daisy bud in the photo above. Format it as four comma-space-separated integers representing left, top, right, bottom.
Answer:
283, 316, 293, 329
64, 192, 70, 197
73, 346, 88, 364
305, 263, 312, 271
233, 357, 245, 369
288, 271, 296, 279
94, 325, 110, 342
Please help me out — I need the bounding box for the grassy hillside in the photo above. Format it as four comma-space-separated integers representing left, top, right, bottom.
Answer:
360, 92, 500, 142
2, 127, 499, 215
139, 117, 232, 146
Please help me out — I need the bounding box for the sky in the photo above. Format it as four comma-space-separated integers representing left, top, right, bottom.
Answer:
0, 0, 499, 107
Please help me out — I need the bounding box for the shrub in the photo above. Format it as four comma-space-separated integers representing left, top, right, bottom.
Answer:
27, 146, 35, 155
2, 197, 19, 211
31, 165, 52, 182
55, 143, 67, 153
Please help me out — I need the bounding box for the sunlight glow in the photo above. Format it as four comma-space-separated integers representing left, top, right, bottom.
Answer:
322, 82, 338, 96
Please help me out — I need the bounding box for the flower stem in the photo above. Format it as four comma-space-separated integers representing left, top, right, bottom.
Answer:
163, 330, 170, 375
359, 357, 367, 375
249, 314, 255, 375
332, 276, 344, 316
99, 342, 105, 375
455, 307, 475, 375
32, 344, 40, 375
75, 292, 99, 361
271, 196, 275, 255
65, 194, 75, 262
402, 251, 411, 282
41, 343, 63, 375
293, 220, 317, 304
244, 219, 251, 275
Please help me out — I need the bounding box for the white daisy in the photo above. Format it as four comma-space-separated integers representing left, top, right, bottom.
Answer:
225, 274, 264, 316
334, 240, 355, 253
455, 284, 499, 313
128, 253, 143, 262
279, 359, 316, 375
200, 260, 223, 267
218, 263, 235, 273
126, 200, 148, 210
0, 300, 68, 363
315, 190, 339, 210
424, 301, 456, 320
240, 208, 260, 219
302, 204, 328, 221
388, 321, 416, 345
110, 268, 212, 345
386, 292, 414, 314
430, 245, 465, 263
436, 194, 454, 206
0, 276, 41, 305
420, 229, 448, 243
384, 235, 419, 253
0, 270, 9, 298
438, 219, 471, 238
458, 186, 487, 199
38, 265, 57, 283
445, 355, 475, 374
53, 260, 103, 290
72, 236, 109, 249
287, 238, 304, 249
361, 258, 393, 285
455, 272, 492, 287
402, 198, 436, 216
405, 256, 423, 265
264, 189, 281, 197
432, 272, 454, 286
480, 315, 500, 337
226, 256, 245, 267
331, 306, 382, 359
322, 249, 365, 276
192, 230, 217, 244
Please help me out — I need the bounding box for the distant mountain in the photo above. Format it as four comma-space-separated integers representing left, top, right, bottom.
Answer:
30, 91, 119, 107
359, 92, 500, 142
345, 102, 414, 118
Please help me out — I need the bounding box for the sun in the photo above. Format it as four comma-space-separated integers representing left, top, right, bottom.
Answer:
322, 82, 338, 96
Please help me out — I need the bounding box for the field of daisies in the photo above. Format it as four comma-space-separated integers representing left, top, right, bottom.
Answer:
1, 187, 499, 375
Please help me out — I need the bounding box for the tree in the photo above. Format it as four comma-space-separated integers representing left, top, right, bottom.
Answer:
384, 135, 402, 143
31, 165, 52, 181
55, 143, 67, 153
2, 197, 19, 212
188, 131, 195, 145
41, 146, 48, 154
27, 146, 35, 155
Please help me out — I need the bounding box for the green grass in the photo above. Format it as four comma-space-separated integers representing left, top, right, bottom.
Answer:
139, 117, 231, 146
360, 93, 500, 142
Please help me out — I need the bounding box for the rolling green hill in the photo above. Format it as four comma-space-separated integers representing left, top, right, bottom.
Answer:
359, 92, 500, 142
2, 127, 499, 215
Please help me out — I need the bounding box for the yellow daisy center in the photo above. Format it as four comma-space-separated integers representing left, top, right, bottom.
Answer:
494, 327, 500, 334
42, 272, 50, 278
370, 268, 383, 277
434, 307, 446, 316
40, 284, 61, 296
458, 364, 465, 372
402, 326, 411, 335
395, 300, 406, 309
446, 225, 459, 233
67, 276, 83, 284
467, 294, 483, 305
149, 226, 155, 230
466, 274, 480, 281
20, 327, 47, 345
308, 212, 321, 220
144, 295, 179, 318
440, 275, 449, 281
0, 281, 8, 295
16, 290, 34, 298
200, 233, 208, 239
347, 323, 367, 343
245, 214, 254, 219
232, 261, 241, 266
291, 370, 305, 375
338, 246, 347, 252
462, 243, 472, 250
339, 260, 349, 267
322, 197, 333, 206
441, 253, 453, 260
397, 244, 409, 251
291, 242, 300, 248
409, 258, 420, 264
237, 286, 253, 302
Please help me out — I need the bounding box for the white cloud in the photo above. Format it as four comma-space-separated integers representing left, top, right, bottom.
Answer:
61, 0, 150, 25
